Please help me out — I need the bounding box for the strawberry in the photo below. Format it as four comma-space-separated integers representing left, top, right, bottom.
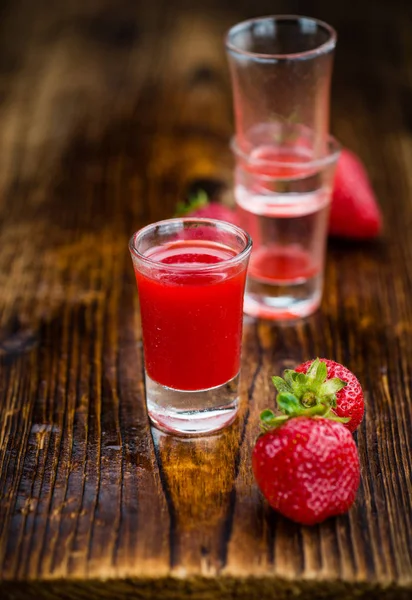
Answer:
330, 149, 382, 239
175, 190, 239, 226
293, 358, 364, 432
252, 412, 360, 525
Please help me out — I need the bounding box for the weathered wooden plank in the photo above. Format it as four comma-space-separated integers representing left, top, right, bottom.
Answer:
0, 0, 411, 598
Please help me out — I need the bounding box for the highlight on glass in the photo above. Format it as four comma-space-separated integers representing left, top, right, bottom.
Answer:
226, 16, 339, 319
129, 218, 252, 436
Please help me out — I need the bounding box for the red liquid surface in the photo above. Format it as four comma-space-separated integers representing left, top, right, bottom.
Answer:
245, 146, 316, 179
237, 145, 324, 284
135, 240, 247, 391
248, 245, 318, 284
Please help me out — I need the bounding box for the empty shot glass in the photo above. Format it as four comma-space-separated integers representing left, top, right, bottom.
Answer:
129, 218, 252, 435
226, 15, 337, 157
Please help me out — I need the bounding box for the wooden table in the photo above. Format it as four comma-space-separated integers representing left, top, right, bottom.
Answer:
0, 0, 411, 598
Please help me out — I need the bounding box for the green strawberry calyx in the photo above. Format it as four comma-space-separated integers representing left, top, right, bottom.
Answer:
260, 358, 350, 432
175, 190, 209, 217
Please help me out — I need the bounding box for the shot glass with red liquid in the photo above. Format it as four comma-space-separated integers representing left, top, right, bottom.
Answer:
233, 132, 340, 319
129, 218, 252, 436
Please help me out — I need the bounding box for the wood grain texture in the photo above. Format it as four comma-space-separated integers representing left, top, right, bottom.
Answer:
0, 0, 411, 598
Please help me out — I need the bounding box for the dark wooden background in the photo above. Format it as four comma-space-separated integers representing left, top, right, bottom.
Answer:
0, 0, 411, 598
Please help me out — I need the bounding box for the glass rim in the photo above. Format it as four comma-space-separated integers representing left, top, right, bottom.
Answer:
231, 133, 341, 171
225, 15, 337, 61
129, 217, 253, 273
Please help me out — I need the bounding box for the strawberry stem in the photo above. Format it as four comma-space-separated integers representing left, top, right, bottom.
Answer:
175, 190, 209, 217
260, 359, 351, 432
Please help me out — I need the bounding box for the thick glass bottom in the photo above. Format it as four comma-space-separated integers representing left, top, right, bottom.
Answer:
145, 372, 239, 436
244, 273, 322, 320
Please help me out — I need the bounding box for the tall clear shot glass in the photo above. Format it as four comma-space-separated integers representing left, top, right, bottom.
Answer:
226, 15, 339, 319
226, 15, 337, 157
129, 218, 252, 436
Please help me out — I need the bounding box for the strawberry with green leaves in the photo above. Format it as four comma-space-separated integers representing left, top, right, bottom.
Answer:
272, 358, 364, 432
293, 358, 364, 432
252, 359, 364, 525
175, 190, 238, 225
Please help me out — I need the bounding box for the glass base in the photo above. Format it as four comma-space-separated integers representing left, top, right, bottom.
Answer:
145, 372, 239, 436
244, 274, 322, 320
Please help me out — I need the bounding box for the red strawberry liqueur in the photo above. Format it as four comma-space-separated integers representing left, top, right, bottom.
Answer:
129, 218, 251, 436
136, 240, 246, 391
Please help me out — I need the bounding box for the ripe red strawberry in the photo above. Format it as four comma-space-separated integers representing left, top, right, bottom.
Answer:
330, 149, 382, 239
253, 415, 360, 525
184, 201, 239, 224
176, 190, 239, 225
294, 358, 364, 432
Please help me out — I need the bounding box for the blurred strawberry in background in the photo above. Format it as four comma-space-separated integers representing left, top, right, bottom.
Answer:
176, 189, 239, 225
179, 149, 382, 241
330, 149, 382, 239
